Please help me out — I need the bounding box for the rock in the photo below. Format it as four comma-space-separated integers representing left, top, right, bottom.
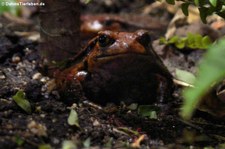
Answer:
12, 55, 21, 63
0, 71, 6, 80
32, 72, 42, 80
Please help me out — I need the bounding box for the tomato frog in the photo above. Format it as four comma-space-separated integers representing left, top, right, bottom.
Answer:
55, 30, 174, 105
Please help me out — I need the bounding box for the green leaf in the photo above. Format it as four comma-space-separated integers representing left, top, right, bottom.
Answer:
138, 105, 159, 119
168, 36, 179, 44
194, 34, 204, 49
181, 38, 225, 120
104, 138, 113, 148
166, 0, 175, 5
186, 33, 196, 49
161, 34, 211, 50
14, 136, 24, 146
194, 0, 199, 6
175, 38, 186, 49
159, 37, 167, 44
12, 90, 32, 114
181, 3, 190, 16
38, 144, 52, 149
175, 69, 196, 85
83, 138, 91, 148
202, 36, 212, 49
84, 0, 92, 4
62, 140, 77, 149
209, 0, 217, 7
67, 109, 80, 127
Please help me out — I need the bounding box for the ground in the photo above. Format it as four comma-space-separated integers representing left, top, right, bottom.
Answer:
1, 0, 225, 149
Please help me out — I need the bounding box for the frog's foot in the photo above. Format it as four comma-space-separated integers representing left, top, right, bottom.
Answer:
59, 78, 85, 104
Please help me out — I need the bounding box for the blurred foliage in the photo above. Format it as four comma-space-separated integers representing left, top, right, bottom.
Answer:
0, 0, 20, 16
181, 38, 225, 120
161, 0, 225, 23
175, 69, 196, 85
38, 144, 52, 149
161, 0, 225, 120
160, 33, 212, 49
62, 140, 77, 149
14, 136, 24, 146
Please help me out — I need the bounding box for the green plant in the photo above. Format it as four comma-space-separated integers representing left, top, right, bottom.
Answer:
12, 90, 32, 114
162, 0, 225, 23
160, 33, 212, 49
181, 38, 225, 119
162, 0, 225, 120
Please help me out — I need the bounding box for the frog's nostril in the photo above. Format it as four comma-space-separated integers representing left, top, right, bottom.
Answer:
136, 31, 151, 48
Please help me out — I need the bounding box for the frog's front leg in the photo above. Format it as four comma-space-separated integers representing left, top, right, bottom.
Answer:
55, 63, 89, 104
154, 74, 173, 104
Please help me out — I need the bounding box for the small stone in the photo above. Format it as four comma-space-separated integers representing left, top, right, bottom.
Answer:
35, 106, 42, 112
40, 77, 49, 83
0, 71, 6, 79
12, 55, 21, 63
52, 138, 60, 144
93, 119, 100, 126
32, 72, 42, 80
40, 114, 46, 118
45, 79, 56, 93
27, 120, 47, 137
52, 118, 57, 123
0, 75, 6, 79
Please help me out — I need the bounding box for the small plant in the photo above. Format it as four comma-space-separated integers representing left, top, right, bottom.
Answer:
162, 0, 225, 23
162, 0, 225, 119
12, 90, 32, 114
160, 33, 212, 50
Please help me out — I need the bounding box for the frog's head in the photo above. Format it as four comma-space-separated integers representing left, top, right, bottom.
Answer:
84, 30, 156, 70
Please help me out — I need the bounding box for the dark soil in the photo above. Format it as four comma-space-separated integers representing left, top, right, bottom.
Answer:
1, 1, 225, 149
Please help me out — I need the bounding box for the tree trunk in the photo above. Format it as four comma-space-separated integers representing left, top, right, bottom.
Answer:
39, 0, 80, 65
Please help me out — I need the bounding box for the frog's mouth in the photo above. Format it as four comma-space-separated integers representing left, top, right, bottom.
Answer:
96, 53, 148, 61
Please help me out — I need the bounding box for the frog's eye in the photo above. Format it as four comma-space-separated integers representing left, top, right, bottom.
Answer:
98, 34, 114, 47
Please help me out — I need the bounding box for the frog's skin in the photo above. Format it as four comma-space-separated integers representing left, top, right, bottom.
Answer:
56, 30, 174, 105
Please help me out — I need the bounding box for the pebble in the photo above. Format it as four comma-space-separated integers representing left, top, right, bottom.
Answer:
27, 120, 47, 137
52, 138, 60, 144
0, 74, 6, 79
40, 114, 46, 118
40, 77, 50, 83
12, 55, 21, 63
93, 119, 100, 126
0, 71, 6, 79
32, 72, 42, 80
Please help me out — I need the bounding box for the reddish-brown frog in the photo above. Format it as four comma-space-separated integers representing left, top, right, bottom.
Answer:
56, 30, 174, 105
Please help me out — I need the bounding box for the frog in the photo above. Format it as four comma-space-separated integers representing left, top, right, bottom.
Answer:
55, 30, 174, 105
